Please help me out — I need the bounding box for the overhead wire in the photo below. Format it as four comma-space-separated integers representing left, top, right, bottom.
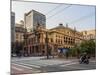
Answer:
45, 4, 63, 15
69, 12, 95, 24
46, 5, 72, 20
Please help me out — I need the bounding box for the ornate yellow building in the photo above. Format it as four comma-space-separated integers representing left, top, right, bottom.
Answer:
23, 24, 83, 56
81, 29, 96, 41
15, 21, 26, 43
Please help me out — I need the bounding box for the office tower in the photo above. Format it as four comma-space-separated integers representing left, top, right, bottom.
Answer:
24, 10, 46, 32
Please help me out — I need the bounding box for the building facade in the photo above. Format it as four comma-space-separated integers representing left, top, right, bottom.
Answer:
15, 21, 26, 43
14, 21, 27, 55
23, 24, 83, 56
81, 29, 96, 41
24, 10, 46, 32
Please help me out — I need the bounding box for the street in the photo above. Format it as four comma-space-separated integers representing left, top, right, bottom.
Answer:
11, 56, 96, 75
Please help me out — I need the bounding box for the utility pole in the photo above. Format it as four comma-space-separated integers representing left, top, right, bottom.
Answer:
45, 31, 49, 59
74, 26, 76, 45
34, 29, 39, 56
23, 28, 28, 56
23, 15, 28, 57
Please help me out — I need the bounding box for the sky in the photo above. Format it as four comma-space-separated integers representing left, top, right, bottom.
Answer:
12, 1, 96, 31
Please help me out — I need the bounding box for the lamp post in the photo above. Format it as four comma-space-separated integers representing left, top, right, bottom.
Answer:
23, 30, 28, 56
34, 24, 40, 56
74, 27, 76, 45
23, 16, 28, 57
45, 31, 49, 59
34, 29, 38, 56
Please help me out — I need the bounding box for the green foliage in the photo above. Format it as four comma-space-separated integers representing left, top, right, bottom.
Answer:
69, 45, 80, 57
15, 41, 24, 53
80, 39, 96, 56
68, 39, 96, 57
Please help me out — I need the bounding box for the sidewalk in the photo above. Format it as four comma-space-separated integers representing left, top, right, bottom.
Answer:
11, 56, 78, 67
11, 56, 79, 62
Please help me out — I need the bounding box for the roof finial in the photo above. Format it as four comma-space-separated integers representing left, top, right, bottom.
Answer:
74, 26, 76, 31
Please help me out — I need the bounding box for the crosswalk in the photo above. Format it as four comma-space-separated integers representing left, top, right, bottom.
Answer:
11, 60, 96, 75
12, 63, 33, 69
12, 60, 96, 69
14, 62, 41, 68
12, 59, 78, 68
13, 61, 74, 69
11, 63, 41, 74
12, 66, 23, 71
60, 62, 78, 67
11, 57, 96, 75
12, 60, 78, 70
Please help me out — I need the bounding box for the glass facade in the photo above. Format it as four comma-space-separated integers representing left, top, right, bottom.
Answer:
33, 11, 46, 30
25, 10, 46, 32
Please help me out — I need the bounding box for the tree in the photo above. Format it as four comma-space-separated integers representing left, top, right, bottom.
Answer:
15, 41, 24, 56
69, 45, 81, 57
68, 39, 96, 58
80, 39, 96, 57
11, 42, 15, 54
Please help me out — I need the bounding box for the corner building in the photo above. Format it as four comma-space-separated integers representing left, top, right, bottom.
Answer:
23, 24, 83, 56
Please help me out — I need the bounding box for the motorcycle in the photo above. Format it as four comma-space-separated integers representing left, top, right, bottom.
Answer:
79, 55, 90, 64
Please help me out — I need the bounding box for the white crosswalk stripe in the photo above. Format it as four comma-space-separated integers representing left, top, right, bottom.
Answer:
12, 63, 33, 69
12, 66, 23, 71
60, 62, 78, 67
14, 63, 41, 68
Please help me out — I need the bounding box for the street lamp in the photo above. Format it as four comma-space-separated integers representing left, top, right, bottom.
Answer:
45, 31, 49, 59
34, 24, 41, 56
74, 27, 76, 45
23, 29, 28, 56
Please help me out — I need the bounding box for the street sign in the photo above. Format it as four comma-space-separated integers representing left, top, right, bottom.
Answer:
58, 48, 70, 54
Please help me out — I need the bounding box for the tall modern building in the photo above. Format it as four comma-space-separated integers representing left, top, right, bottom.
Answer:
11, 12, 15, 43
24, 10, 46, 32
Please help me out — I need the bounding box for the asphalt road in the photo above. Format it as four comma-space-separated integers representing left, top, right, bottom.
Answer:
42, 61, 96, 72
11, 57, 96, 75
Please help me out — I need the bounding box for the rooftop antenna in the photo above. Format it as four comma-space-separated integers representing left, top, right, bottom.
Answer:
74, 26, 76, 31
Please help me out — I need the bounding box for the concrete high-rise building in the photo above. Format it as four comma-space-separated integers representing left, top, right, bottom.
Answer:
24, 10, 46, 32
11, 12, 15, 43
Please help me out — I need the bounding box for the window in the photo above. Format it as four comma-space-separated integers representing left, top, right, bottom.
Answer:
69, 38, 70, 40
61, 40, 62, 44
56, 39, 57, 43
43, 45, 45, 49
85, 31, 87, 34
51, 38, 53, 42
67, 32, 69, 35
64, 36, 65, 39
56, 35, 57, 37
16, 34, 19, 39
66, 37, 67, 40
31, 38, 33, 44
